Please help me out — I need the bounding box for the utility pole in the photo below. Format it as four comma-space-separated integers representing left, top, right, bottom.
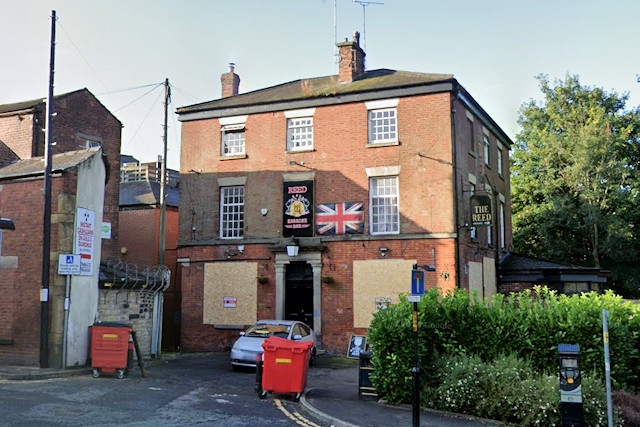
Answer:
158, 78, 170, 268
40, 9, 56, 369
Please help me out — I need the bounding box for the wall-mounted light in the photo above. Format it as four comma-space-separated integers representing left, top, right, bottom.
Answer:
379, 246, 388, 257
237, 245, 244, 254
177, 257, 191, 267
289, 160, 314, 170
286, 238, 299, 257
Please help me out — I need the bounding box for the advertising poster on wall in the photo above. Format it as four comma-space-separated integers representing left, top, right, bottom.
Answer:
75, 207, 96, 276
282, 180, 314, 237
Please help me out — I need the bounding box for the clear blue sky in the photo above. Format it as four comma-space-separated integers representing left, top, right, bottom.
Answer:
2, 0, 639, 170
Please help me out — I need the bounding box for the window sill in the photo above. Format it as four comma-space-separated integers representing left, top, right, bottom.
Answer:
286, 148, 315, 154
367, 141, 399, 148
219, 154, 247, 161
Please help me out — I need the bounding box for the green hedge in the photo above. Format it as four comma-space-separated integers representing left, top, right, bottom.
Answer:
368, 286, 640, 406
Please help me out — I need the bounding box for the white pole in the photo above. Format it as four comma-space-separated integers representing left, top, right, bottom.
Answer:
62, 274, 70, 368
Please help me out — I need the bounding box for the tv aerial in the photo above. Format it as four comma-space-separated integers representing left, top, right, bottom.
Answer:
353, 0, 384, 52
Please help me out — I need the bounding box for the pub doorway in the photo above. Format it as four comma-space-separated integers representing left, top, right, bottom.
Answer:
285, 261, 313, 328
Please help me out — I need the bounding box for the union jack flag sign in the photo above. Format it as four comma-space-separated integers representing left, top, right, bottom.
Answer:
316, 202, 364, 235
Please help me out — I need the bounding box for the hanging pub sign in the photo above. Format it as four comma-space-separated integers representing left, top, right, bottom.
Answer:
283, 180, 314, 237
470, 194, 492, 227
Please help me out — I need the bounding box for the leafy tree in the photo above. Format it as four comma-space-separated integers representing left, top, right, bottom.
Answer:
511, 74, 640, 296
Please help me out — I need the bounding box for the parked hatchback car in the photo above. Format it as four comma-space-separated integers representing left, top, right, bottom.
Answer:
230, 319, 316, 370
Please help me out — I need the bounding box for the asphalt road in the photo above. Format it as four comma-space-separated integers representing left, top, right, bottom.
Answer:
0, 353, 327, 427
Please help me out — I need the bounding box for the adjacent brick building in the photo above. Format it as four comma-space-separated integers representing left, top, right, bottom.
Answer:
176, 33, 513, 354
0, 89, 122, 367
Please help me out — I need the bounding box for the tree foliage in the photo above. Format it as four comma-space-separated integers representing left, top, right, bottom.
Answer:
511, 74, 640, 296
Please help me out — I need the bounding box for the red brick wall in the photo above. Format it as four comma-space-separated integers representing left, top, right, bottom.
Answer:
0, 111, 37, 159
49, 91, 122, 261
118, 209, 158, 267
0, 175, 72, 365
181, 93, 455, 240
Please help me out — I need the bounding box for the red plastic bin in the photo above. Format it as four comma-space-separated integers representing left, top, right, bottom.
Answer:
90, 321, 132, 379
260, 336, 314, 401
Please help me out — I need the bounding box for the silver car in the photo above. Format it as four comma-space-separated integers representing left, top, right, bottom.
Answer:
230, 319, 316, 370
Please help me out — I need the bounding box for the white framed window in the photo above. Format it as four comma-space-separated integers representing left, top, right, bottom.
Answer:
368, 108, 397, 144
369, 176, 399, 234
77, 132, 102, 149
221, 124, 245, 156
220, 186, 244, 239
497, 146, 503, 176
287, 117, 313, 151
483, 134, 490, 166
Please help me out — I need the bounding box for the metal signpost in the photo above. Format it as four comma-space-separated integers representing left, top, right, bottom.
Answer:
58, 254, 81, 367
409, 268, 423, 427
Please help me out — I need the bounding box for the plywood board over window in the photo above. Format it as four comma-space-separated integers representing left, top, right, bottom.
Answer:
353, 259, 416, 328
203, 262, 257, 326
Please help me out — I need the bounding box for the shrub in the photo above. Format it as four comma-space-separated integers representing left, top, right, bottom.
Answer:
613, 390, 640, 426
425, 353, 619, 426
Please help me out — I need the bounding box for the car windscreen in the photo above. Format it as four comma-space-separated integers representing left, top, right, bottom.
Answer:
244, 323, 291, 338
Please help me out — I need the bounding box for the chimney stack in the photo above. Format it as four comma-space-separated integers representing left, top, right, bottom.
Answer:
337, 32, 365, 83
221, 63, 240, 98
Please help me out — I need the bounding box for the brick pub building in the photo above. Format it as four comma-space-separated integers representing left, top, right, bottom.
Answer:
176, 33, 513, 354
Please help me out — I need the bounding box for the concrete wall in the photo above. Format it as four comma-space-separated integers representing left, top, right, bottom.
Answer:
64, 152, 105, 367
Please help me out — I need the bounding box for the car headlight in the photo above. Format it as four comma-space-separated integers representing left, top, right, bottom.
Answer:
232, 341, 239, 351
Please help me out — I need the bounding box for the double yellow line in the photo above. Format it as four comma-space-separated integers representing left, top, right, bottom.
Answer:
274, 398, 323, 427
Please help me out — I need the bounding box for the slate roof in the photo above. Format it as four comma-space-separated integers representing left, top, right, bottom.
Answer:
177, 69, 455, 114
499, 253, 574, 270
119, 180, 179, 208
0, 88, 122, 127
498, 252, 609, 284
0, 88, 83, 114
0, 148, 102, 180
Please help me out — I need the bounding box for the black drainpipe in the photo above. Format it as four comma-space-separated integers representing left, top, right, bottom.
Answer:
450, 85, 461, 288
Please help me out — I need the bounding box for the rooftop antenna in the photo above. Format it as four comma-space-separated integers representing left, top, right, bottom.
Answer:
334, 0, 338, 64
353, 0, 384, 52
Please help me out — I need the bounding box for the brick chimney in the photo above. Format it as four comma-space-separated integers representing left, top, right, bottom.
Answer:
337, 32, 365, 83
221, 63, 240, 98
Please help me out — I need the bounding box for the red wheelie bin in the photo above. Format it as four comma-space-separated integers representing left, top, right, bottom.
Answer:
90, 321, 132, 379
258, 336, 314, 401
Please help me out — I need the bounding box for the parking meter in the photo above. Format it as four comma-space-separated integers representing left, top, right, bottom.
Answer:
558, 344, 583, 426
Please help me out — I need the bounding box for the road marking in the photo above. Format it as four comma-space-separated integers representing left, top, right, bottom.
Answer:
274, 399, 321, 427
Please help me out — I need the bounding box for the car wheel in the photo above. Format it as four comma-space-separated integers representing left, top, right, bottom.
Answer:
308, 348, 317, 367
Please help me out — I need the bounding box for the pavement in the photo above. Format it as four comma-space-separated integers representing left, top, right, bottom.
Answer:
0, 353, 507, 427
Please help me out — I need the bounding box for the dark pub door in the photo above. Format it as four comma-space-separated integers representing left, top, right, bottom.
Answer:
285, 261, 313, 328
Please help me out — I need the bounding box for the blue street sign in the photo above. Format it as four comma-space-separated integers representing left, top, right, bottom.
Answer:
411, 269, 425, 295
